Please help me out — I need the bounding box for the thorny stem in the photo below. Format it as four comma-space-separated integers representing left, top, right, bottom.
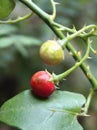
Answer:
61, 24, 97, 49
0, 12, 33, 24
52, 22, 74, 33
50, 0, 57, 20
19, 0, 64, 37
52, 38, 91, 82
83, 89, 94, 114
19, 0, 97, 90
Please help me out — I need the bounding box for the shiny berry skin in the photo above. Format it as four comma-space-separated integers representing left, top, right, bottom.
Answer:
40, 40, 64, 66
30, 71, 55, 98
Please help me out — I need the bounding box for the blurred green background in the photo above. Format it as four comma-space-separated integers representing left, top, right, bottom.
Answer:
0, 0, 97, 130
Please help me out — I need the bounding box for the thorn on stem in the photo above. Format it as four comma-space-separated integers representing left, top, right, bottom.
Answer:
87, 65, 90, 70
72, 25, 77, 32
87, 56, 92, 59
76, 50, 82, 57
69, 52, 73, 56
87, 73, 91, 79
54, 2, 60, 5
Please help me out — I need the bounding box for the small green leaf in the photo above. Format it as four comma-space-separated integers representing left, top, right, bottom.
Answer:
13, 35, 41, 46
0, 0, 15, 19
0, 24, 17, 36
0, 90, 86, 130
0, 35, 41, 49
0, 37, 14, 48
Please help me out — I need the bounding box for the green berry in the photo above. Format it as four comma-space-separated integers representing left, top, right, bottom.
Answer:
40, 40, 64, 66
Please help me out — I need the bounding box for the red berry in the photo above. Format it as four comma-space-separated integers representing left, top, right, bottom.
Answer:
30, 71, 55, 98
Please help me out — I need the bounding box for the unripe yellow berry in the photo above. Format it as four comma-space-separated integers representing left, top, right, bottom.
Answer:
40, 40, 64, 66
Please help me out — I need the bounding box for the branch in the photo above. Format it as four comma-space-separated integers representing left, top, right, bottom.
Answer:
19, 0, 97, 90
0, 12, 33, 24
51, 38, 91, 83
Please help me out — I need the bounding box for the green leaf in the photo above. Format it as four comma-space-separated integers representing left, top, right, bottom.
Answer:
0, 0, 15, 19
0, 37, 14, 48
0, 24, 17, 36
0, 35, 41, 49
0, 90, 86, 130
13, 35, 41, 46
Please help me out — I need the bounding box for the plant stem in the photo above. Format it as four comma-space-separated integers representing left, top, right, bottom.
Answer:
0, 12, 33, 24
83, 89, 94, 114
52, 22, 74, 33
19, 0, 97, 90
19, 0, 50, 21
19, 0, 64, 37
50, 0, 57, 20
61, 24, 97, 49
52, 38, 90, 82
